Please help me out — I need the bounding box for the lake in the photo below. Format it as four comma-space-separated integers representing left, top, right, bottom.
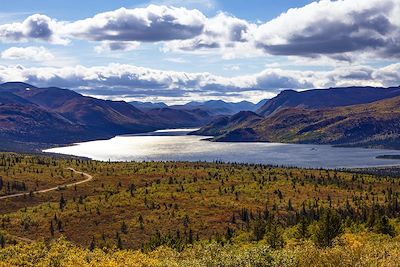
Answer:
44, 129, 400, 169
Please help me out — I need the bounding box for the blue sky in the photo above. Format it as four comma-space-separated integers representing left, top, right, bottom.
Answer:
0, 0, 399, 103
0, 0, 315, 21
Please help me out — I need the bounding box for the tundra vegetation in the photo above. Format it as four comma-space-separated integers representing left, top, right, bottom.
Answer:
0, 153, 399, 266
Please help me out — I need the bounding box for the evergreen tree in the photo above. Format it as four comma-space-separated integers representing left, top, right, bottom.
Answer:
139, 214, 144, 230
252, 218, 266, 241
89, 236, 96, 251
121, 221, 128, 234
314, 209, 342, 247
265, 218, 284, 249
57, 220, 63, 232
50, 220, 54, 236
59, 194, 66, 211
296, 215, 309, 240
374, 215, 396, 237
0, 235, 5, 248
117, 235, 123, 249
188, 229, 194, 244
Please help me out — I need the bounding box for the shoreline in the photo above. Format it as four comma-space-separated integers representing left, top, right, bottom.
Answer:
41, 134, 400, 171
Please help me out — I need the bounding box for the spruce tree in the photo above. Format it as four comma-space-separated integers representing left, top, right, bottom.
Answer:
89, 236, 96, 251
374, 215, 396, 237
50, 220, 54, 236
314, 209, 342, 247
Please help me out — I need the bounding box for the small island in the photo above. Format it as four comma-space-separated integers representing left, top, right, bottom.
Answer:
376, 155, 400, 160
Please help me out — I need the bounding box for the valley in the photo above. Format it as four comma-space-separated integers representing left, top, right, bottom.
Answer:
0, 82, 223, 151
4, 82, 400, 153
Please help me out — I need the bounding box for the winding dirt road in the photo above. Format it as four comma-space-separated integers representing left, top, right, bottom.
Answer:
0, 168, 93, 200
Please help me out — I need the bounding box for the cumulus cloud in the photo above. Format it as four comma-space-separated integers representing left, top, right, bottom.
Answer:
164, 0, 400, 59
0, 14, 68, 44
164, 12, 260, 59
0, 5, 207, 51
67, 5, 206, 42
256, 69, 313, 89
254, 0, 400, 59
1, 46, 55, 61
0, 63, 398, 102
0, 64, 307, 97
94, 41, 140, 53
0, 1, 399, 59
373, 63, 400, 86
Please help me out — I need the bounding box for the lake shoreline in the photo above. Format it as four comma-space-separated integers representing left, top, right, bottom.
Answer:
43, 129, 400, 170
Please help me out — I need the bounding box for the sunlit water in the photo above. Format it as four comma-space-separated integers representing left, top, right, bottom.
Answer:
44, 129, 400, 169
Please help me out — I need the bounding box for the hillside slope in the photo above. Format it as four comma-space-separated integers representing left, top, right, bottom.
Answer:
0, 82, 214, 148
257, 86, 400, 116
191, 111, 263, 141
0, 103, 88, 144
194, 95, 400, 149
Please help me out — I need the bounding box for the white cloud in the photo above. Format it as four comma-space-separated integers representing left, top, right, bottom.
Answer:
67, 5, 206, 43
1, 46, 55, 61
0, 63, 298, 95
373, 63, 400, 86
94, 41, 140, 53
0, 63, 398, 103
0, 14, 68, 45
164, 12, 260, 59
254, 0, 400, 58
0, 1, 399, 60
0, 5, 207, 52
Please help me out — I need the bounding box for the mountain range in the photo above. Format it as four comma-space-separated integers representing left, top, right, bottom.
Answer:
3, 81, 400, 151
0, 83, 155, 145
0, 82, 269, 151
193, 86, 400, 149
257, 86, 400, 116
128, 101, 168, 110
130, 99, 267, 115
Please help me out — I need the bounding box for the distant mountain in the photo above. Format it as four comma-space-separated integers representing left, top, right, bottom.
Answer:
170, 99, 266, 115
146, 108, 212, 128
254, 99, 269, 111
193, 86, 400, 149
129, 99, 269, 115
257, 86, 400, 116
129, 101, 168, 110
0, 82, 215, 149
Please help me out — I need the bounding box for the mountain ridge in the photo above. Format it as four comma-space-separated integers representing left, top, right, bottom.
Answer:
0, 82, 215, 150
193, 86, 400, 149
257, 86, 400, 116
129, 98, 269, 118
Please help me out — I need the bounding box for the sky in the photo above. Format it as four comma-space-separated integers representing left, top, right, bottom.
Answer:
0, 0, 399, 104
